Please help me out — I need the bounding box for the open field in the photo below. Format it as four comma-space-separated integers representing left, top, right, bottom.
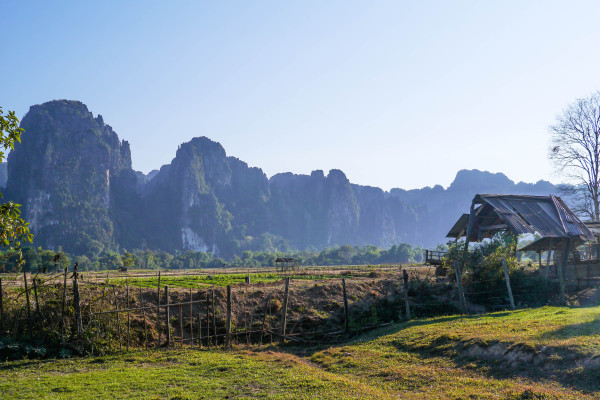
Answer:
2, 305, 600, 399
0, 264, 418, 288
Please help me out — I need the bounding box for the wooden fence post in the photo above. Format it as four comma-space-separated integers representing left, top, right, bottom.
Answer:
165, 285, 171, 346
126, 278, 130, 351
156, 271, 161, 346
454, 261, 467, 314
189, 288, 193, 346
501, 259, 516, 310
226, 285, 232, 347
32, 278, 40, 318
0, 278, 3, 334
60, 267, 67, 342
112, 285, 122, 351
212, 290, 216, 344
23, 271, 31, 333
280, 278, 290, 344
141, 286, 147, 349
197, 312, 202, 348
206, 291, 211, 349
73, 264, 83, 338
403, 269, 411, 320
179, 303, 183, 345
342, 278, 350, 332
260, 293, 271, 345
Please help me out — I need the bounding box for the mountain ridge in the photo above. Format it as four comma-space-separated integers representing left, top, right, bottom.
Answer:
3, 100, 561, 256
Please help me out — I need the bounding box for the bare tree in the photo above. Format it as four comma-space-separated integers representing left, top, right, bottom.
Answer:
550, 91, 600, 221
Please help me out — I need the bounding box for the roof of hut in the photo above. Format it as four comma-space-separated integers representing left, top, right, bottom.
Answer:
447, 194, 594, 243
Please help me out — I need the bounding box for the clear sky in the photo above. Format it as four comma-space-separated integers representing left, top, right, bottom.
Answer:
2, 1, 600, 190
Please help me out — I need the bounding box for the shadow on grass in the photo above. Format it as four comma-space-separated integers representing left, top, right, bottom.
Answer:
281, 308, 600, 395
280, 310, 516, 358
538, 316, 600, 340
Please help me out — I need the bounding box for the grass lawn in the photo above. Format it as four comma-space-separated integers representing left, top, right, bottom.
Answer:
115, 273, 343, 288
2, 306, 600, 399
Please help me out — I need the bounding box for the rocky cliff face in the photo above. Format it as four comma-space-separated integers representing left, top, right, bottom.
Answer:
5, 100, 562, 256
7, 100, 132, 255
142, 137, 270, 254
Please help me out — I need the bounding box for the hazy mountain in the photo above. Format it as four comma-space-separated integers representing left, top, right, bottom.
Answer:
5, 100, 561, 256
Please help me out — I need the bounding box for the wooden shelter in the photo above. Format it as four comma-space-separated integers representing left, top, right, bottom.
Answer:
447, 194, 595, 303
275, 257, 297, 271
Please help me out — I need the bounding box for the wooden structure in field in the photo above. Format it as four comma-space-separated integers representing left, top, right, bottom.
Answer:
446, 194, 595, 303
275, 257, 298, 271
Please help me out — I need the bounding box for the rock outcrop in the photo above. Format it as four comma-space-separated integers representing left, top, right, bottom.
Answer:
5, 100, 562, 256
7, 100, 132, 255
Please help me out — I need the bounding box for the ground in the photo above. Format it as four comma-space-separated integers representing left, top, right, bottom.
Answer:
2, 305, 600, 399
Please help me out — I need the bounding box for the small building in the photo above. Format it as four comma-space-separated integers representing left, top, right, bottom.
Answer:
275, 257, 297, 271
446, 194, 597, 296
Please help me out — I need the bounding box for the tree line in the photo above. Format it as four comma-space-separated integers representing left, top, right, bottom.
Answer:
0, 243, 425, 273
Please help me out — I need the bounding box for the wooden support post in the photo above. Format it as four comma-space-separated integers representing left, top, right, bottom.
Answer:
165, 285, 171, 346
502, 259, 515, 310
558, 238, 570, 305
206, 291, 211, 349
587, 264, 591, 289
23, 271, 31, 333
280, 278, 290, 344
60, 267, 67, 342
403, 269, 411, 320
126, 278, 130, 351
462, 201, 476, 274
156, 271, 161, 345
342, 278, 349, 332
454, 261, 467, 314
226, 285, 232, 348
544, 239, 553, 280
189, 288, 193, 346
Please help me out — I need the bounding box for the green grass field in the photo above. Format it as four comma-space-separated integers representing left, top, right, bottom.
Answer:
114, 272, 344, 288
2, 305, 600, 399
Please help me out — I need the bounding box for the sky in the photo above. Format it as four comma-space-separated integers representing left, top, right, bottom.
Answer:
3, 1, 600, 191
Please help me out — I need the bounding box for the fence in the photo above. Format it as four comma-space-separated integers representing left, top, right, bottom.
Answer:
1, 260, 596, 356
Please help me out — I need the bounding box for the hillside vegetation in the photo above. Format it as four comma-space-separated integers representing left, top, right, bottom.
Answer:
2, 306, 599, 399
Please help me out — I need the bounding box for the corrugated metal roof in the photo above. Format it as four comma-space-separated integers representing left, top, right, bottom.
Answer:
446, 194, 595, 242
518, 236, 580, 253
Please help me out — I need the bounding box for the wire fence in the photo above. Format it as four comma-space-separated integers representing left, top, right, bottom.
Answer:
0, 260, 597, 356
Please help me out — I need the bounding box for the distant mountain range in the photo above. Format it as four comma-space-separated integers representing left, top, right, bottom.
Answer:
2, 100, 561, 257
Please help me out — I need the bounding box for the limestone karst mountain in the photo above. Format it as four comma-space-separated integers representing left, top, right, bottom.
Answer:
3, 100, 560, 257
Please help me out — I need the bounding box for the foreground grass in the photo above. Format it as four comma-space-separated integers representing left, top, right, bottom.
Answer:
0, 348, 390, 400
3, 306, 600, 399
310, 306, 600, 399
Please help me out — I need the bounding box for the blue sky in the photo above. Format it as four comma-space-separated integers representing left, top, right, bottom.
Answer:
3, 1, 600, 190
